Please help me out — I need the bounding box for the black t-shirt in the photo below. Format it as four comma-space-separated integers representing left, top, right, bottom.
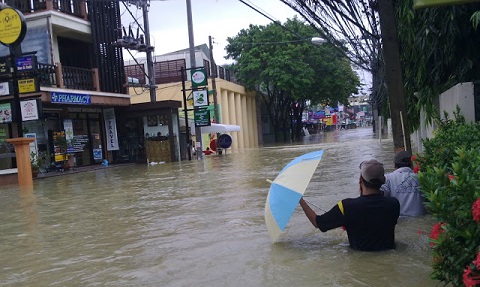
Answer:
315, 193, 400, 251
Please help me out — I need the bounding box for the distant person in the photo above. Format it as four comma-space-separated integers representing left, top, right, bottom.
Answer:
381, 151, 426, 217
203, 147, 214, 155
299, 159, 400, 251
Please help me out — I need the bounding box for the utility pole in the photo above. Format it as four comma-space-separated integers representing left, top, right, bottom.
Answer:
141, 0, 156, 103
377, 0, 411, 153
186, 0, 203, 159
208, 35, 221, 154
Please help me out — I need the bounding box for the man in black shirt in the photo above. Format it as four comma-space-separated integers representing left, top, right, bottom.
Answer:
299, 159, 400, 251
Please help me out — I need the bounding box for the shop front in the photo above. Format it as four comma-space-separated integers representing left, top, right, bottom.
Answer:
0, 88, 130, 172
114, 100, 182, 163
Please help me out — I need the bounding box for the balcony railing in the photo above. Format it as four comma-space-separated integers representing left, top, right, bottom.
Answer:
2, 0, 87, 19
37, 62, 99, 91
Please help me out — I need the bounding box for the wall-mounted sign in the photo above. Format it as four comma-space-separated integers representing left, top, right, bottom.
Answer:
20, 99, 39, 121
0, 102, 12, 123
0, 81, 11, 96
0, 6, 27, 46
18, 78, 38, 93
193, 90, 209, 107
191, 68, 207, 88
194, 108, 211, 127
51, 92, 91, 105
15, 55, 37, 73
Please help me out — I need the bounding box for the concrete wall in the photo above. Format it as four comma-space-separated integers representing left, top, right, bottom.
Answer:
412, 82, 475, 154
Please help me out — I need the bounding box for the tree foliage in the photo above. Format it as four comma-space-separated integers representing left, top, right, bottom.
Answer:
396, 1, 480, 131
225, 18, 359, 142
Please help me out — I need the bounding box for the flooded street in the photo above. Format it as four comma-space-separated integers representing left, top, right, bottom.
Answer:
0, 127, 437, 286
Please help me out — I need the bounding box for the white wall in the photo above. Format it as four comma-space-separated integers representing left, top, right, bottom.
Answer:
412, 82, 475, 154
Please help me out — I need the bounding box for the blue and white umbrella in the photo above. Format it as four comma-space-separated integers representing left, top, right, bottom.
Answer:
265, 150, 324, 242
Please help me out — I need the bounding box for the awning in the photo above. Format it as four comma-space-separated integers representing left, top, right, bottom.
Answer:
200, 123, 241, 134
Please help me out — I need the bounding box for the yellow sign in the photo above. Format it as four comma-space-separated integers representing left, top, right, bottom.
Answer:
18, 78, 36, 94
0, 7, 24, 45
414, 0, 480, 8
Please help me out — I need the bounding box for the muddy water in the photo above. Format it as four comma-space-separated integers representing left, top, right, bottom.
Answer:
0, 128, 437, 286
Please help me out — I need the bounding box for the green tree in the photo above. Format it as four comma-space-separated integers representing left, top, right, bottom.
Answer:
225, 18, 359, 142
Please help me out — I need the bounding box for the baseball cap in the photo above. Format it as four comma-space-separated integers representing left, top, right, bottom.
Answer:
394, 150, 412, 164
359, 159, 385, 185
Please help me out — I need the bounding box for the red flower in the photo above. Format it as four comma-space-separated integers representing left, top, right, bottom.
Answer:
463, 263, 480, 287
473, 252, 480, 269
413, 164, 420, 174
448, 174, 456, 181
472, 198, 480, 223
411, 155, 417, 162
429, 222, 446, 247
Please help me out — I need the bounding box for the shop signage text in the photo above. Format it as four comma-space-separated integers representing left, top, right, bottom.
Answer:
51, 92, 91, 105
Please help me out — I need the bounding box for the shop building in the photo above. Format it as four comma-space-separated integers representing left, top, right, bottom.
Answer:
0, 0, 182, 172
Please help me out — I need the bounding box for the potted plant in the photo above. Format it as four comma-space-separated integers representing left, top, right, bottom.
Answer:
30, 151, 43, 177
54, 133, 73, 170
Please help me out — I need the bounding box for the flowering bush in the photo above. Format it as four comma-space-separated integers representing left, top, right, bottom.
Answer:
417, 111, 480, 286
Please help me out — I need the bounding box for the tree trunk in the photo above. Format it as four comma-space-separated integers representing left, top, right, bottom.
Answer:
377, 0, 412, 153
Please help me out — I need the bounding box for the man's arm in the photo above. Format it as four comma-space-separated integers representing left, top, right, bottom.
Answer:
299, 198, 318, 228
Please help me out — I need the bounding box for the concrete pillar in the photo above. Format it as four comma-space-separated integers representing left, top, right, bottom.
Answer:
241, 94, 248, 148
234, 93, 243, 149
6, 137, 35, 188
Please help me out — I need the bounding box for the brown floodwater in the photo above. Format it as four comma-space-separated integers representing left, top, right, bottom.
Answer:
0, 127, 437, 286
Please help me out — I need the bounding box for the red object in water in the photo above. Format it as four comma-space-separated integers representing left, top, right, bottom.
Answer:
210, 139, 218, 152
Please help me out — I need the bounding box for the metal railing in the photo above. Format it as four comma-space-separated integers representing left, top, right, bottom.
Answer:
2, 0, 85, 18
62, 66, 95, 91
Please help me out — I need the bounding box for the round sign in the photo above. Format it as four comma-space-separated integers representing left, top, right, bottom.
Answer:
0, 6, 26, 46
218, 134, 232, 149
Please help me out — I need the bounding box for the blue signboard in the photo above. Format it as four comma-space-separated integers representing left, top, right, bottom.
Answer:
51, 92, 91, 105
16, 55, 36, 73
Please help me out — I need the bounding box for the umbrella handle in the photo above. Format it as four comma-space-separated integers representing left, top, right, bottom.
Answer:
266, 179, 273, 183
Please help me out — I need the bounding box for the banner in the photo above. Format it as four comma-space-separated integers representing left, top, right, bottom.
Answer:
103, 108, 119, 151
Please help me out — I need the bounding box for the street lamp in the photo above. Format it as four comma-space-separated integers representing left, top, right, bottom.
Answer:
311, 37, 327, 46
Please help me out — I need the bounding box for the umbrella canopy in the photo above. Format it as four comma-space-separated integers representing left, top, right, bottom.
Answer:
265, 150, 324, 242
200, 123, 240, 134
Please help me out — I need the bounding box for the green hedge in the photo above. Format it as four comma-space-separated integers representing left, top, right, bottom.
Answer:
416, 110, 480, 286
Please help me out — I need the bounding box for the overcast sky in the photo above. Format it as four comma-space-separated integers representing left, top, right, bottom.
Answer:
121, 0, 299, 65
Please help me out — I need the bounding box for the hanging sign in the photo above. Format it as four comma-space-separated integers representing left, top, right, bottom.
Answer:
0, 57, 11, 76
103, 108, 119, 151
191, 68, 207, 87
0, 102, 12, 123
20, 99, 39, 121
0, 6, 27, 46
194, 108, 211, 127
0, 81, 11, 96
18, 78, 38, 93
15, 55, 37, 74
193, 90, 208, 107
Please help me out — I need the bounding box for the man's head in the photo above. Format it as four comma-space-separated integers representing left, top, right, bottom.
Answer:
394, 150, 412, 168
359, 159, 385, 189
